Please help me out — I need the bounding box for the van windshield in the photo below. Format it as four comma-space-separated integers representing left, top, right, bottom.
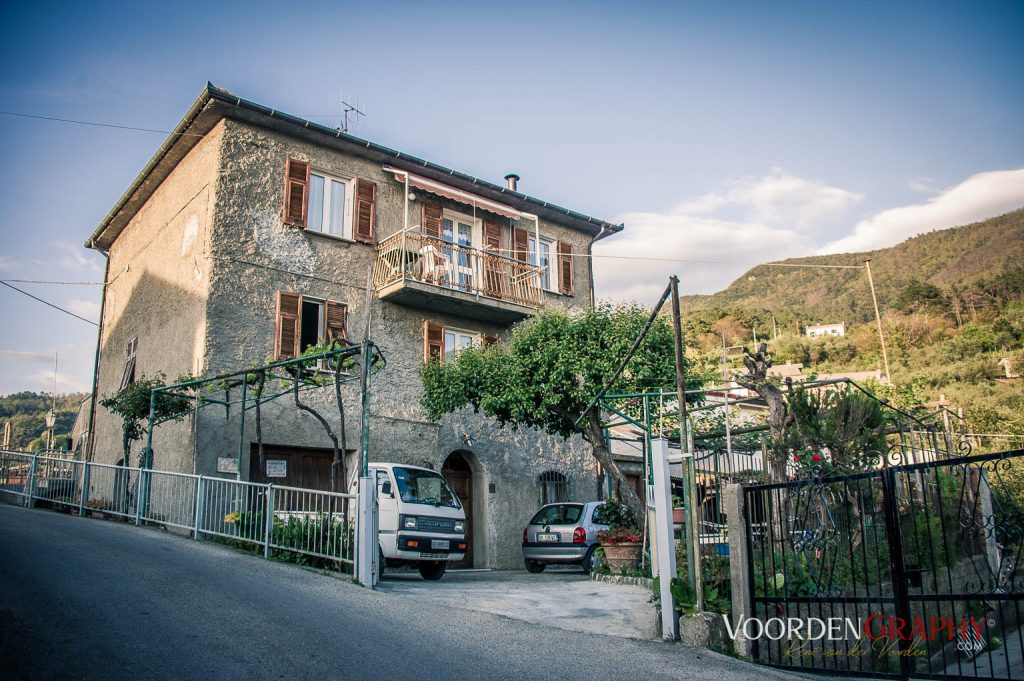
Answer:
392, 467, 460, 509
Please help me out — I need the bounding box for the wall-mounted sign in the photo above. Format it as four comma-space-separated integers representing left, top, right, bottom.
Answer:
266, 460, 287, 478
217, 457, 239, 474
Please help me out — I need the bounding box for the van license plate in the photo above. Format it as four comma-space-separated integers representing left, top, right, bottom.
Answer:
431, 539, 449, 550
537, 533, 558, 542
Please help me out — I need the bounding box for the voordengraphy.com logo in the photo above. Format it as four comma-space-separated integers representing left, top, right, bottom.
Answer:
723, 614, 989, 657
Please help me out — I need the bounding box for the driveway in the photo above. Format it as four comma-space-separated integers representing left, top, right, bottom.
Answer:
378, 568, 657, 639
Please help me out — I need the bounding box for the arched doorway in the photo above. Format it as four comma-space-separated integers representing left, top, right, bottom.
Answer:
442, 451, 474, 568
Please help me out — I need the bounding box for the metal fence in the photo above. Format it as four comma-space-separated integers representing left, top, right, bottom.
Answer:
0, 450, 356, 568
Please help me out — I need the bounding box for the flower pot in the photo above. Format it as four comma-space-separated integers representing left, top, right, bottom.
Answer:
602, 542, 642, 572
672, 507, 685, 524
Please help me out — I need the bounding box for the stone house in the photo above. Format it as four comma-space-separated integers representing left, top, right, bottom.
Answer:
85, 83, 622, 569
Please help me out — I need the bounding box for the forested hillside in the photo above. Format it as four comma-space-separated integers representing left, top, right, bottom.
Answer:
0, 392, 88, 451
682, 208, 1024, 440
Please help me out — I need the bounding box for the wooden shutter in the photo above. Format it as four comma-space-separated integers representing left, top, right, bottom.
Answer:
422, 203, 443, 239
423, 320, 445, 363
354, 178, 377, 244
275, 291, 302, 360
483, 221, 503, 250
557, 241, 575, 296
512, 227, 529, 262
282, 159, 310, 228
483, 221, 505, 298
325, 301, 348, 345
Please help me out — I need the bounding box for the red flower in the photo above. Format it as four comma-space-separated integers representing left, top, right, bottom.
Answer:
793, 454, 801, 461
812, 454, 821, 462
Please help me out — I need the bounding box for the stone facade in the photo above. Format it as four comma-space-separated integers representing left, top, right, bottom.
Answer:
88, 88, 619, 569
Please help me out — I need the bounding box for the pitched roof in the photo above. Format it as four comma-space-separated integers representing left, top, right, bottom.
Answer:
86, 83, 624, 250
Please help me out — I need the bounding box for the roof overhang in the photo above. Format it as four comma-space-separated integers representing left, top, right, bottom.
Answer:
86, 83, 624, 250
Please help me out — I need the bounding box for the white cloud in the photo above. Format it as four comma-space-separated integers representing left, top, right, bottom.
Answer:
0, 256, 16, 272
66, 298, 101, 321
594, 213, 812, 303
26, 368, 90, 394
51, 241, 103, 275
676, 167, 862, 232
0, 350, 53, 363
821, 168, 1024, 254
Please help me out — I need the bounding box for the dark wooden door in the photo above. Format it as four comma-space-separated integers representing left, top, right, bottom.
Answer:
250, 444, 335, 490
443, 468, 473, 568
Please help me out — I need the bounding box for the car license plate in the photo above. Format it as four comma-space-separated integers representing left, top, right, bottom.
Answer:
431, 539, 450, 550
537, 533, 559, 542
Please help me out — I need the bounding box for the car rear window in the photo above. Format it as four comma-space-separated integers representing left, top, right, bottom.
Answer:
530, 504, 583, 525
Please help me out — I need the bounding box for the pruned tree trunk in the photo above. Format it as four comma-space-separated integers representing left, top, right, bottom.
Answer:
254, 371, 266, 478
292, 376, 341, 493
733, 343, 791, 482
581, 407, 645, 528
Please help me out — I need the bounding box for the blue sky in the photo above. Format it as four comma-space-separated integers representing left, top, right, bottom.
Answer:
0, 0, 1022, 394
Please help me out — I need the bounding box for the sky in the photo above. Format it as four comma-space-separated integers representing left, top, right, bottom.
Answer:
0, 0, 1021, 395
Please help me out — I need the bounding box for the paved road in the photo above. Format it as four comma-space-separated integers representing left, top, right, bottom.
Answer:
0, 503, 802, 681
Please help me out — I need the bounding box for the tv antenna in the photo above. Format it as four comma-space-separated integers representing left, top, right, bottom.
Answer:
339, 92, 365, 133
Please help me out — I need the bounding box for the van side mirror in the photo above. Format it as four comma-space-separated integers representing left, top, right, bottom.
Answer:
380, 481, 393, 497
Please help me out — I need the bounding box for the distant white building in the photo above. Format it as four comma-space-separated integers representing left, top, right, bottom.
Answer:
806, 322, 845, 338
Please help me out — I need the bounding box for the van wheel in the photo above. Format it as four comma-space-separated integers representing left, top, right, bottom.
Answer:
581, 546, 598, 574
378, 546, 385, 577
524, 559, 546, 574
419, 561, 446, 581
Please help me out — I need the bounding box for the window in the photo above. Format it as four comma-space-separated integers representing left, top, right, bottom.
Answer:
442, 210, 478, 291
537, 470, 569, 505
444, 328, 479, 359
528, 237, 555, 291
119, 338, 138, 389
307, 170, 352, 238
529, 504, 583, 525
274, 291, 348, 360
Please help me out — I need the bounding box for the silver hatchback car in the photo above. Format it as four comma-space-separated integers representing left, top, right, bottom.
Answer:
521, 501, 611, 573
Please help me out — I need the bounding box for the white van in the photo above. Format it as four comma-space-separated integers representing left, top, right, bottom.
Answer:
370, 463, 467, 580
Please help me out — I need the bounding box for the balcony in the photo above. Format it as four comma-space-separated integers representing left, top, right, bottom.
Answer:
372, 229, 544, 324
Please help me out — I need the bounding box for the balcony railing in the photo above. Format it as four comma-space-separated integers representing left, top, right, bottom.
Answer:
373, 228, 544, 309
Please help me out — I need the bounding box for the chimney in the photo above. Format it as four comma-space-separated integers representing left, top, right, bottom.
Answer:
504, 173, 520, 192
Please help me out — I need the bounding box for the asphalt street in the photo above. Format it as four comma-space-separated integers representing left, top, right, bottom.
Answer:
0, 503, 803, 681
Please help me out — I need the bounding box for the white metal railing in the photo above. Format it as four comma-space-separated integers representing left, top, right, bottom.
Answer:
373, 228, 545, 308
0, 450, 357, 568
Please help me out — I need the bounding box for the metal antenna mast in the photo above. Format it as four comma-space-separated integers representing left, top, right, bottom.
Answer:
339, 92, 365, 133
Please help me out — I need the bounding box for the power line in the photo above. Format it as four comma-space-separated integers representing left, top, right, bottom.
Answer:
1, 279, 104, 285
0, 281, 98, 326
0, 110, 207, 138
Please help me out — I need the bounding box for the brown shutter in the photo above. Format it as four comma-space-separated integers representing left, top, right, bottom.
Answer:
275, 291, 302, 360
557, 241, 575, 296
512, 227, 529, 262
325, 301, 348, 345
282, 159, 310, 228
423, 320, 445, 363
482, 221, 505, 298
422, 203, 443, 239
482, 334, 498, 348
354, 178, 377, 244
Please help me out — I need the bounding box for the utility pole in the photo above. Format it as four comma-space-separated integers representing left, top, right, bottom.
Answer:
359, 266, 373, 477
864, 259, 892, 384
669, 276, 702, 610
721, 334, 733, 460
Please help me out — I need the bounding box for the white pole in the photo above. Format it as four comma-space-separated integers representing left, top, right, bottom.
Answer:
651, 438, 679, 640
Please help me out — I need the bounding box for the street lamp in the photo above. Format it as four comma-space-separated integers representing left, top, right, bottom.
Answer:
45, 409, 56, 452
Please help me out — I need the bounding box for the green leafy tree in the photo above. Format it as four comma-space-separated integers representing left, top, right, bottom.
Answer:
99, 373, 194, 467
420, 304, 702, 526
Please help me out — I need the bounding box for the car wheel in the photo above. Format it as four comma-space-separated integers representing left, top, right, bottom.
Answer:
524, 559, 546, 574
418, 561, 447, 581
378, 545, 385, 577
581, 545, 598, 574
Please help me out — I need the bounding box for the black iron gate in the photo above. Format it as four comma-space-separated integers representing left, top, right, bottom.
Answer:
743, 448, 1024, 680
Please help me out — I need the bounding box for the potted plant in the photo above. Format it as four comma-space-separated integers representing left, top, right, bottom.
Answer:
595, 500, 642, 572
672, 494, 685, 525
